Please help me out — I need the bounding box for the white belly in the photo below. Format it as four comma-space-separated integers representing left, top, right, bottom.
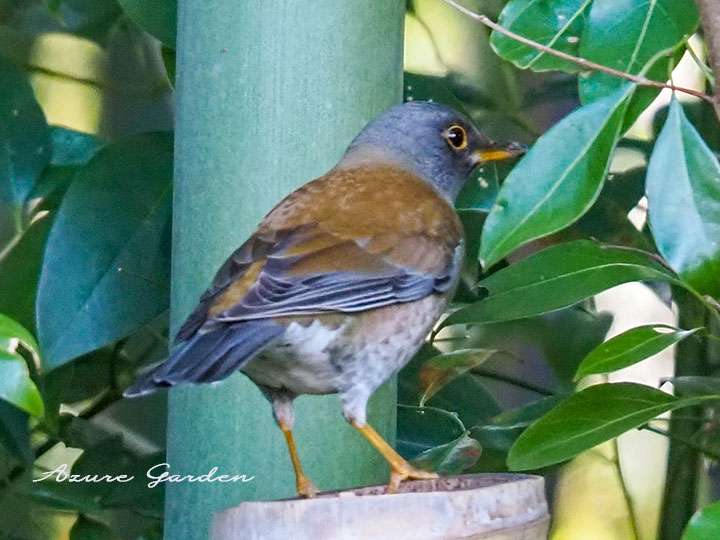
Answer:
243, 319, 349, 394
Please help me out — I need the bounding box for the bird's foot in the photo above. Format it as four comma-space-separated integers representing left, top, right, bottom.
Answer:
388, 463, 439, 493
296, 476, 319, 498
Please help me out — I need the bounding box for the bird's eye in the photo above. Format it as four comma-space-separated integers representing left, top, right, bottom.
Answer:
445, 125, 468, 150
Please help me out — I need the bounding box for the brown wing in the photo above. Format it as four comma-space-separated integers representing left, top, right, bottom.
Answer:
175, 165, 463, 340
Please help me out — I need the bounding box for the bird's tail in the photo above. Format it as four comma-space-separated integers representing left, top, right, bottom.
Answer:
123, 320, 283, 397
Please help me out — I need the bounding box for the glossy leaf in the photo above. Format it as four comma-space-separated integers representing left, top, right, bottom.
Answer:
117, 0, 177, 48
646, 99, 720, 297
411, 432, 482, 474
0, 351, 43, 417
479, 85, 633, 268
574, 325, 701, 381
418, 348, 496, 406
491, 0, 591, 72
579, 0, 698, 105
37, 133, 172, 370
0, 59, 51, 207
0, 313, 43, 419
442, 240, 677, 329
682, 501, 720, 540
397, 404, 466, 458
507, 382, 720, 470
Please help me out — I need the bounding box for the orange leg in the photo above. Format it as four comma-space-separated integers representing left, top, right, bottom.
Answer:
278, 420, 318, 498
351, 421, 438, 492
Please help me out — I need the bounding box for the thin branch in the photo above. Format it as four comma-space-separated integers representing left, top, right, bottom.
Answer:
612, 438, 640, 540
697, 0, 720, 119
441, 0, 715, 105
643, 424, 720, 461
471, 367, 556, 396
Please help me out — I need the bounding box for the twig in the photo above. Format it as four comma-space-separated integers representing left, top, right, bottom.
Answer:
441, 0, 715, 105
471, 367, 555, 396
697, 0, 720, 119
612, 438, 640, 540
643, 424, 720, 461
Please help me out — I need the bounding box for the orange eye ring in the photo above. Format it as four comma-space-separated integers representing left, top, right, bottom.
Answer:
445, 124, 468, 150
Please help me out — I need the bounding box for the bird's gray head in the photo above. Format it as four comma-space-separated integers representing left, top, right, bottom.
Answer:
340, 101, 525, 201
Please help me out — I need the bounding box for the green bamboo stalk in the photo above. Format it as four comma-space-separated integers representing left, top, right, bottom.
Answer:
166, 2, 405, 538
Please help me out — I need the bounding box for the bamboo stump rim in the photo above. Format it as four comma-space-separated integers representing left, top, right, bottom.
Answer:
212, 473, 549, 540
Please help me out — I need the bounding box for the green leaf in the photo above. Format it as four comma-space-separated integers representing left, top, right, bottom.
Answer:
490, 0, 591, 72
0, 214, 54, 331
0, 399, 31, 464
0, 350, 43, 417
397, 404, 466, 459
0, 59, 51, 207
49, 126, 104, 167
646, 99, 720, 297
70, 515, 117, 540
161, 46, 176, 85
37, 133, 172, 370
574, 325, 701, 381
418, 349, 497, 406
471, 395, 566, 452
410, 432, 482, 474
0, 314, 43, 416
399, 344, 500, 427
479, 85, 634, 268
579, 0, 698, 105
117, 0, 177, 48
507, 382, 720, 470
442, 240, 677, 329
683, 501, 720, 540
572, 167, 651, 249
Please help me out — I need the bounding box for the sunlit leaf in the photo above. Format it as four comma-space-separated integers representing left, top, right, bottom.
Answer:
646, 99, 720, 297
683, 501, 720, 540
441, 240, 677, 329
579, 0, 698, 105
411, 432, 482, 474
574, 325, 701, 381
37, 133, 172, 370
508, 382, 720, 470
0, 310, 40, 358
0, 351, 43, 417
479, 85, 634, 268
418, 348, 496, 406
490, 0, 591, 72
0, 59, 51, 207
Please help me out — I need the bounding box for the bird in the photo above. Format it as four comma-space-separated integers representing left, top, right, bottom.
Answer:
124, 101, 524, 497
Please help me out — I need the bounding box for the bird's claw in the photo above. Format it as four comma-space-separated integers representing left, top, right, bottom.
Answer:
296, 476, 319, 498
388, 464, 439, 493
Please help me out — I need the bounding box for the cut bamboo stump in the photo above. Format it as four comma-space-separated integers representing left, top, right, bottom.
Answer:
211, 473, 549, 540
